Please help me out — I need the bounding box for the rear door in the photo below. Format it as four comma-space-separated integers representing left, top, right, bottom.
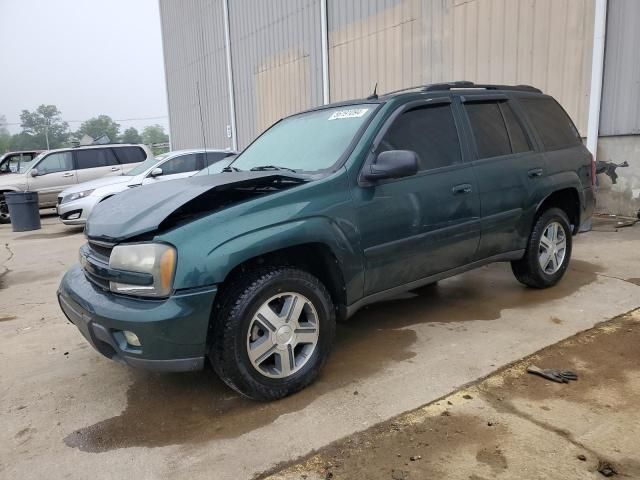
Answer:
141, 152, 201, 185
461, 95, 544, 258
27, 151, 77, 205
75, 148, 123, 183
352, 99, 481, 295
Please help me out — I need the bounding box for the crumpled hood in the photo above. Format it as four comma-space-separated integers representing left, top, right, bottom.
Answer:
59, 175, 132, 197
85, 171, 306, 241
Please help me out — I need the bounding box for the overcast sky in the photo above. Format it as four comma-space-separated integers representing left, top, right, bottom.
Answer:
0, 0, 168, 134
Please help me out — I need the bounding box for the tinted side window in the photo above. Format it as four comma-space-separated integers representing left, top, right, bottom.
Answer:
37, 152, 73, 174
376, 104, 461, 171
114, 146, 147, 164
500, 102, 531, 154
160, 153, 199, 175
75, 148, 119, 169
519, 97, 581, 150
205, 151, 232, 166
465, 102, 511, 158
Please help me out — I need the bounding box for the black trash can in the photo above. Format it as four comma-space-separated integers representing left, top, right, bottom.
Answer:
5, 192, 41, 232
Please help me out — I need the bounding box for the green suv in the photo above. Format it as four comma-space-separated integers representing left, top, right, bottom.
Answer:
58, 82, 595, 400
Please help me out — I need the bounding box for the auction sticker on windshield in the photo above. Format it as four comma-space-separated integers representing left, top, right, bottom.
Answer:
328, 108, 369, 120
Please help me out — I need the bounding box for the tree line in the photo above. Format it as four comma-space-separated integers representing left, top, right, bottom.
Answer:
0, 105, 169, 153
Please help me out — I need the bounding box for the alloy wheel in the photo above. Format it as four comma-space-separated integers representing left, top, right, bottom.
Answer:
246, 292, 320, 379
538, 221, 567, 274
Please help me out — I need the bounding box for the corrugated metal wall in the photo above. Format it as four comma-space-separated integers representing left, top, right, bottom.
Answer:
228, 0, 323, 148
160, 0, 231, 150
160, 0, 602, 148
600, 0, 640, 136
327, 0, 595, 135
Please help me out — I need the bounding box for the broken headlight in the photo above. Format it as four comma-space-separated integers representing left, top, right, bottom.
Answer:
108, 243, 176, 298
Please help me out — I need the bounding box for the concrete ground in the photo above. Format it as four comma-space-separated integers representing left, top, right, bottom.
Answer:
265, 310, 640, 480
0, 214, 639, 480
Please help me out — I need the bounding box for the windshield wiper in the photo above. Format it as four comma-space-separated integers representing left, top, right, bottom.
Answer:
249, 165, 297, 173
222, 166, 241, 172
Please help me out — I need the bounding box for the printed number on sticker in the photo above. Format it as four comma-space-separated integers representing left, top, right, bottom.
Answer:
328, 108, 369, 120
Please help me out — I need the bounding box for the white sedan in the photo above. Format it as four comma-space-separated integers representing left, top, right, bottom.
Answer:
57, 148, 235, 225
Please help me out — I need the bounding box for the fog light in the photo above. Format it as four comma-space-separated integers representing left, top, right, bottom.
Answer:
123, 330, 141, 347
68, 212, 80, 220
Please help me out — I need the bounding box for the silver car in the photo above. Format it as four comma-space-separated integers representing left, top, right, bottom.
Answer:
0, 144, 151, 224
57, 149, 236, 225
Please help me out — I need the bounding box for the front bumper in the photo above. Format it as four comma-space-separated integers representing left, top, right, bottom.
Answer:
57, 265, 217, 372
57, 196, 100, 225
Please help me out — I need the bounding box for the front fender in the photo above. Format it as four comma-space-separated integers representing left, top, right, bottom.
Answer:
171, 216, 364, 302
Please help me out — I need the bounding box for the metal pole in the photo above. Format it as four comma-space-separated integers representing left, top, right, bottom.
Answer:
320, 0, 330, 104
586, 0, 608, 160
223, 0, 238, 151
45, 120, 50, 150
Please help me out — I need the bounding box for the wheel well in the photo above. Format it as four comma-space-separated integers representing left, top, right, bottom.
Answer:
221, 243, 347, 316
536, 188, 580, 234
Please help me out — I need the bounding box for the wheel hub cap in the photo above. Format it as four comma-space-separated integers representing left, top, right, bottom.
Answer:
538, 221, 567, 275
247, 292, 320, 379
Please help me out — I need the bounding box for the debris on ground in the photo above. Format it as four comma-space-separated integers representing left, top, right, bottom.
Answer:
526, 365, 578, 383
597, 460, 617, 477
462, 394, 473, 400
577, 454, 587, 461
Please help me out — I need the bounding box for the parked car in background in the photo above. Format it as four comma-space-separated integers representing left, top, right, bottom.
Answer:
0, 144, 151, 224
57, 149, 236, 225
0, 150, 44, 174
58, 82, 594, 401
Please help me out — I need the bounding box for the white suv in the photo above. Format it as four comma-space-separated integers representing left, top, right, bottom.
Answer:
0, 144, 151, 224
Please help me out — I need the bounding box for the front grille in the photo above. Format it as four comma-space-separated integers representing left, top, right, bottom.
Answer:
82, 240, 116, 290
88, 240, 114, 262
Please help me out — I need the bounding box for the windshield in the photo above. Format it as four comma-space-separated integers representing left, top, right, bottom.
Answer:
19, 151, 47, 173
230, 104, 376, 173
124, 153, 166, 176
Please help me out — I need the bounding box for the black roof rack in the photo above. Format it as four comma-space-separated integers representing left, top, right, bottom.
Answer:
423, 81, 541, 93
382, 81, 541, 97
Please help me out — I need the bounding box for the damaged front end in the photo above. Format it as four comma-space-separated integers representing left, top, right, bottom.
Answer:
85, 171, 308, 242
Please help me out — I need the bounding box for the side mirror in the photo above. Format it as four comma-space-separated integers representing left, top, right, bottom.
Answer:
150, 167, 163, 178
29, 168, 38, 177
362, 150, 419, 182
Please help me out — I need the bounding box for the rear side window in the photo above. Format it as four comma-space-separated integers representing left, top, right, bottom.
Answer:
205, 151, 233, 166
75, 148, 119, 169
519, 97, 581, 150
114, 146, 147, 164
500, 103, 531, 153
465, 102, 512, 158
376, 104, 461, 171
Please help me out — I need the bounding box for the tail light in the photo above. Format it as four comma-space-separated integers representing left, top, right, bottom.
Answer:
590, 153, 596, 186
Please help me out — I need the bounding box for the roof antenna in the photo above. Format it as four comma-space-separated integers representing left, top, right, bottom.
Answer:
367, 82, 378, 100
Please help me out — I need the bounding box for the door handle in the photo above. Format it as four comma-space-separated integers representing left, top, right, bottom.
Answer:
452, 183, 472, 194
61, 172, 74, 178
528, 168, 543, 178
110, 166, 119, 171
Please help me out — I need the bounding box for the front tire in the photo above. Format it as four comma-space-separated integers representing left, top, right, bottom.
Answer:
511, 208, 572, 288
210, 267, 336, 401
0, 194, 10, 224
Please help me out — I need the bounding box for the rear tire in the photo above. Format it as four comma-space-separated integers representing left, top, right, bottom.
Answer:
511, 208, 572, 288
210, 266, 336, 401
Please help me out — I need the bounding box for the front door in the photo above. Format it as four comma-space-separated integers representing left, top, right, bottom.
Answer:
352, 100, 481, 296
141, 152, 202, 185
27, 151, 77, 206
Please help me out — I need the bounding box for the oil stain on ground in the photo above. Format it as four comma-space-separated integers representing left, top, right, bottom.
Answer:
64, 261, 601, 453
